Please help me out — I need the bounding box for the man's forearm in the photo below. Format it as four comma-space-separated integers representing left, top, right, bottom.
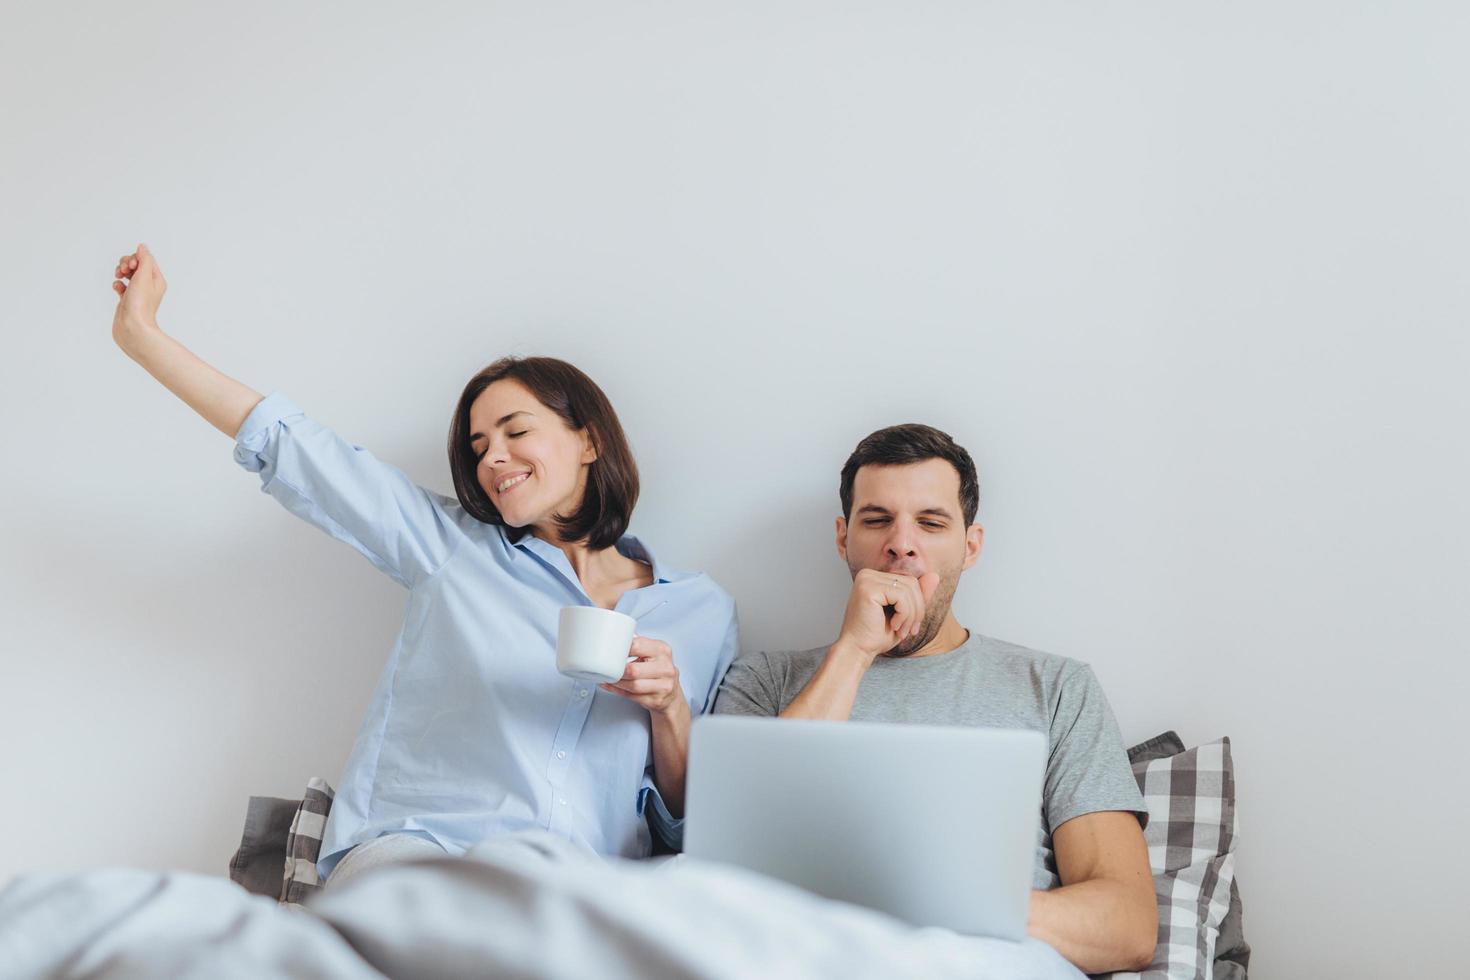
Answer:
649, 697, 692, 817
1027, 880, 1157, 974
779, 641, 873, 720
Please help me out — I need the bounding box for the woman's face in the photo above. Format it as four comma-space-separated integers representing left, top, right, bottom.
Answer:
467, 379, 597, 535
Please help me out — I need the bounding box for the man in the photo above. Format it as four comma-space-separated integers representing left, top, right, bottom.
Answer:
712, 424, 1158, 975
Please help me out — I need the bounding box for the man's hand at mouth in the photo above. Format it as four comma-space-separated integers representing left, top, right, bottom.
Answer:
834, 567, 942, 661
780, 568, 943, 721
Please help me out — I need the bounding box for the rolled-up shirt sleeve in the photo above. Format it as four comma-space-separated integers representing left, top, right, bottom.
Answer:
233, 393, 463, 589
639, 781, 683, 851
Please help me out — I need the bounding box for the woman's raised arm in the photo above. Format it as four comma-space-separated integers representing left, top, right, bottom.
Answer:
111, 243, 263, 438
110, 242, 463, 589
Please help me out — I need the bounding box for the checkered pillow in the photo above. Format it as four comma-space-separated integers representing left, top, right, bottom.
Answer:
279, 777, 335, 906
1103, 737, 1238, 980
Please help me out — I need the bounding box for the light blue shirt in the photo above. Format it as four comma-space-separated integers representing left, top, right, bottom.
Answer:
233, 393, 738, 877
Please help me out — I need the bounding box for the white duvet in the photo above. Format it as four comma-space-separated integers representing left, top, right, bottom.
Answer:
0, 833, 1084, 980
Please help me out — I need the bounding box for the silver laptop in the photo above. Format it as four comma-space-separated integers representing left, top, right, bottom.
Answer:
684, 715, 1046, 940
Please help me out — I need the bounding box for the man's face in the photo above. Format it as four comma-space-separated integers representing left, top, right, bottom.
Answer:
837, 459, 983, 656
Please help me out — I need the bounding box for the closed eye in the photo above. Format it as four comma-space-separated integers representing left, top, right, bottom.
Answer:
473, 429, 529, 459
862, 517, 946, 530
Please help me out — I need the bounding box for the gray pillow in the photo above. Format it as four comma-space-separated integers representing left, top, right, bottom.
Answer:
227, 796, 299, 898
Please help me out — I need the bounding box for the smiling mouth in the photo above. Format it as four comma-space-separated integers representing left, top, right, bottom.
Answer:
496, 473, 531, 495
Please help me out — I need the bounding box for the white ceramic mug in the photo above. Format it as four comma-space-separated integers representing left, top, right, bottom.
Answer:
556, 605, 637, 683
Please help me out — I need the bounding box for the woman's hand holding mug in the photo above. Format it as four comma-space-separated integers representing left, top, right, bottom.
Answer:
599, 636, 685, 718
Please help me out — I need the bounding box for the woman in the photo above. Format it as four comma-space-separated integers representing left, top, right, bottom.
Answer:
109, 243, 737, 886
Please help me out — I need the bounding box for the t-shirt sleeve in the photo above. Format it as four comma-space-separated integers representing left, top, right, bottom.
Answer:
1044, 662, 1149, 833
711, 651, 781, 716
233, 393, 463, 589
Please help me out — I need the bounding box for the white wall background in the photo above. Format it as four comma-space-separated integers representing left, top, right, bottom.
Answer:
3, 2, 1466, 976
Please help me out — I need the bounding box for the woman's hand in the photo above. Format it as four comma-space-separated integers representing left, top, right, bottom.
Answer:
111, 243, 167, 352
600, 636, 687, 718
105, 243, 264, 438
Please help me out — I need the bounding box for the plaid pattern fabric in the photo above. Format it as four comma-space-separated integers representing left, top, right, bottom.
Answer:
1103, 738, 1238, 980
279, 777, 335, 906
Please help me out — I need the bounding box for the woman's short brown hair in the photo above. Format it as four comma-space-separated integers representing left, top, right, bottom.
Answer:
447, 356, 639, 550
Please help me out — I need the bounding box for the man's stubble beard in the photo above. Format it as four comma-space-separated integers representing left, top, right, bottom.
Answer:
863, 563, 962, 658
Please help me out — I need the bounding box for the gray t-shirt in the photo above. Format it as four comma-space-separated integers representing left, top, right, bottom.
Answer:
711, 632, 1148, 891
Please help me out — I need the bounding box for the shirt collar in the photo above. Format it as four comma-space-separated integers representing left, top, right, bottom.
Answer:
615, 534, 675, 585
504, 526, 680, 585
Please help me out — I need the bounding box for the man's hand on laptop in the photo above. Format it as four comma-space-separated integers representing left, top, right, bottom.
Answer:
834, 568, 941, 661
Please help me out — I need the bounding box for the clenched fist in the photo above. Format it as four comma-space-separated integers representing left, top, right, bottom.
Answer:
111, 243, 167, 352
836, 567, 942, 660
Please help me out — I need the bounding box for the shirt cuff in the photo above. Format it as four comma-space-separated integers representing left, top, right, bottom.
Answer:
233, 392, 307, 472
637, 783, 685, 852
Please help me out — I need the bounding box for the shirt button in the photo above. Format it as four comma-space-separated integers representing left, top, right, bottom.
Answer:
578, 689, 590, 699
558, 798, 567, 806
556, 750, 567, 759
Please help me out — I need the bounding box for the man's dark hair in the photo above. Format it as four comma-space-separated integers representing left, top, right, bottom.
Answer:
839, 424, 980, 526
447, 356, 638, 550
